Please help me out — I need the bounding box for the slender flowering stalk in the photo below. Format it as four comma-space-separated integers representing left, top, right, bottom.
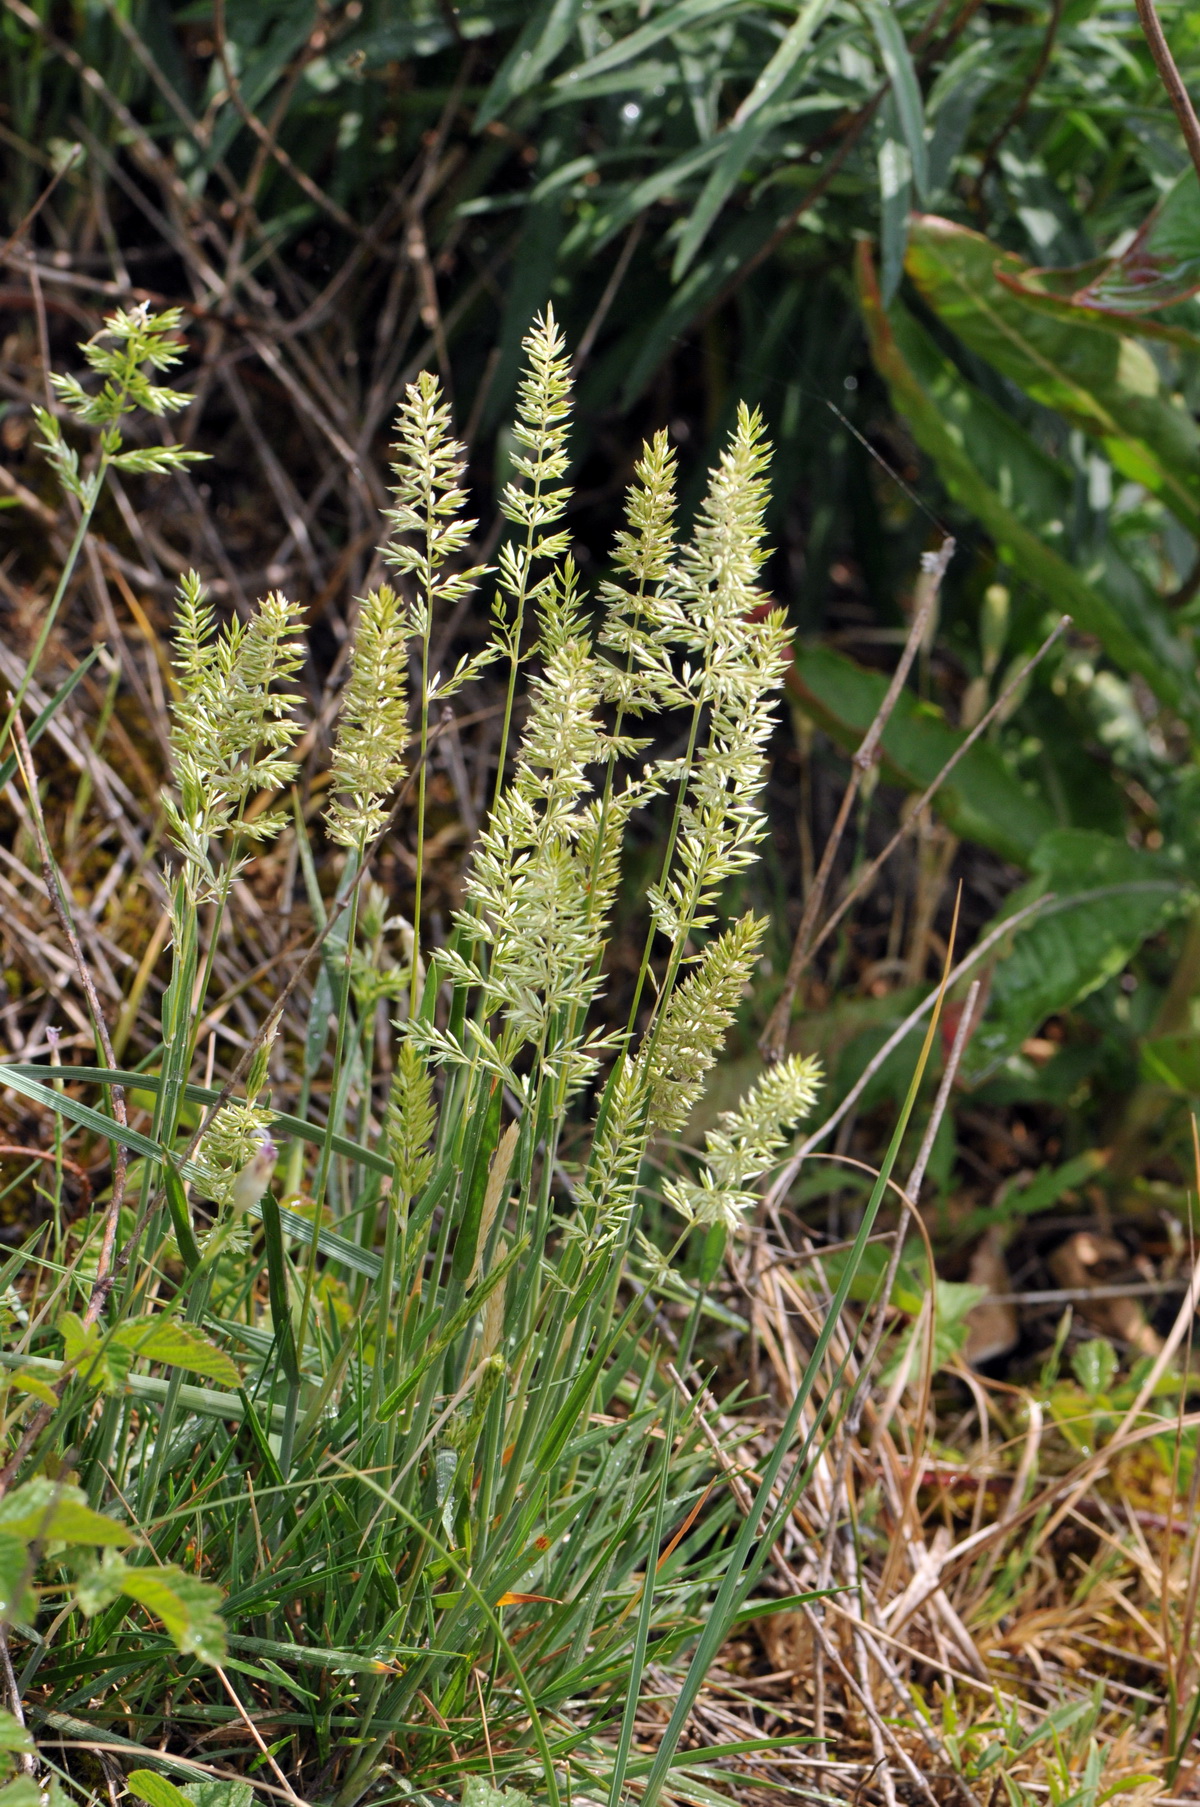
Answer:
664, 1053, 823, 1229
491, 308, 573, 810
384, 373, 489, 1005
4, 305, 205, 749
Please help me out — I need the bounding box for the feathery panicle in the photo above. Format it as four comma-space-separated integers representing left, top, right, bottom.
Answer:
500, 306, 573, 540
326, 584, 411, 850
575, 1053, 652, 1247
493, 310, 574, 676
597, 429, 679, 718
644, 406, 790, 946
422, 560, 623, 1094
665, 1053, 823, 1229
647, 913, 767, 1135
386, 371, 490, 699
195, 1101, 279, 1215
386, 1039, 437, 1202
164, 572, 305, 898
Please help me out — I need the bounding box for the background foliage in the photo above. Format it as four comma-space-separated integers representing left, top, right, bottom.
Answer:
6, 0, 1200, 1800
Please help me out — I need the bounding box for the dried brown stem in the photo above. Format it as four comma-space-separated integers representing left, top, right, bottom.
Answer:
1134, 0, 1200, 188
801, 614, 1069, 981
767, 887, 1058, 1208
212, 0, 361, 238
0, 709, 135, 1496
760, 538, 954, 1063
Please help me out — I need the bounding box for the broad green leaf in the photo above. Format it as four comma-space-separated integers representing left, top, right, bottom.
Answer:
863, 0, 927, 197
89, 1555, 227, 1664
952, 1149, 1108, 1243
788, 643, 1055, 865
7, 1369, 57, 1410
0, 1479, 132, 1547
856, 243, 1200, 731
964, 830, 1191, 1079
1072, 1339, 1117, 1399
74, 1550, 130, 1616
58, 1311, 130, 1393
1016, 167, 1200, 317
884, 1279, 987, 1384
904, 214, 1200, 531
0, 1779, 41, 1807
0, 1536, 34, 1626
127, 1773, 192, 1807
110, 1320, 240, 1389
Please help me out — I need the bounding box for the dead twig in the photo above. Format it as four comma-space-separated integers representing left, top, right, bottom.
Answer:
761, 538, 954, 1064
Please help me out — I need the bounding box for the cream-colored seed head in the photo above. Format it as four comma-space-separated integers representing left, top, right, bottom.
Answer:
229, 1132, 278, 1215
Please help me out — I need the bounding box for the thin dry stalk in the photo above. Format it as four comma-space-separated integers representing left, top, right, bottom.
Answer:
1133, 0, 1200, 186
790, 613, 1069, 991
760, 537, 955, 1062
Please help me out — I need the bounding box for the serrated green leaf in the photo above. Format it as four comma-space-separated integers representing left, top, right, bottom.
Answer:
181, 1783, 254, 1807
0, 1479, 132, 1547
110, 1320, 239, 1389
58, 1311, 130, 1394
463, 1779, 532, 1807
74, 1551, 131, 1617
116, 1564, 227, 1664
